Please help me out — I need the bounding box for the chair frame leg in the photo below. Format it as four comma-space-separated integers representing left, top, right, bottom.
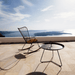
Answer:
18, 43, 34, 52
40, 49, 62, 67
22, 43, 26, 49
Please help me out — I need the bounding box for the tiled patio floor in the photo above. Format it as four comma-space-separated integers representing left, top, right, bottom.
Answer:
0, 42, 75, 75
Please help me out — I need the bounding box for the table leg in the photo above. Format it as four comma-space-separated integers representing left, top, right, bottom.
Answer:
40, 50, 54, 63
40, 50, 62, 67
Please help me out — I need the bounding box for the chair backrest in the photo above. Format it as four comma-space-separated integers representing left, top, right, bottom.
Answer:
18, 26, 30, 43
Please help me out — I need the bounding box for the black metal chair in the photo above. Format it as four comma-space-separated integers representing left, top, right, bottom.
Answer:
18, 26, 40, 53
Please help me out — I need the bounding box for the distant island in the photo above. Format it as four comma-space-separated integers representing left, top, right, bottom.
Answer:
0, 31, 15, 37
0, 30, 72, 37
0, 33, 5, 37
34, 31, 72, 36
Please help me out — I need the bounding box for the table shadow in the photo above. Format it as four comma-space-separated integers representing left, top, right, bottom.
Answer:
26, 72, 47, 75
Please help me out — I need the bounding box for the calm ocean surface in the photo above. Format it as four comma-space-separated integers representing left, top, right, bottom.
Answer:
0, 30, 73, 37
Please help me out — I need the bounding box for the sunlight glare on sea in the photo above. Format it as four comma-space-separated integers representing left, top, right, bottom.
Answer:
64, 29, 75, 36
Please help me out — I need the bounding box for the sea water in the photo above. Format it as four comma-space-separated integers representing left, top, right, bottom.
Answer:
0, 30, 73, 37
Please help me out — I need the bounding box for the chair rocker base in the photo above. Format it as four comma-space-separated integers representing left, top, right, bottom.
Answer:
24, 47, 41, 54
18, 45, 34, 51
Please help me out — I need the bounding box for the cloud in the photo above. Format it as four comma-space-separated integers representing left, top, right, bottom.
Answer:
23, 19, 29, 22
22, 0, 33, 6
54, 12, 75, 20
0, 1, 8, 10
45, 19, 50, 22
10, 13, 31, 21
0, 1, 31, 24
36, 21, 40, 22
41, 5, 53, 11
14, 6, 25, 13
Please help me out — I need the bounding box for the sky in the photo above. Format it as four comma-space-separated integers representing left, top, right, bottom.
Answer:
0, 0, 75, 31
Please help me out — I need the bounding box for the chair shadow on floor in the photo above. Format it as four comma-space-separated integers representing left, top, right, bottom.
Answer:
15, 53, 26, 59
0, 46, 40, 71
0, 53, 26, 71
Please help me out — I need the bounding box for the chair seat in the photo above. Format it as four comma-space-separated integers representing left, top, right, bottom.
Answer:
27, 38, 37, 43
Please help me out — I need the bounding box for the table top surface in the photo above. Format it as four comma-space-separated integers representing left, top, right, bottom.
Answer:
41, 42, 64, 50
